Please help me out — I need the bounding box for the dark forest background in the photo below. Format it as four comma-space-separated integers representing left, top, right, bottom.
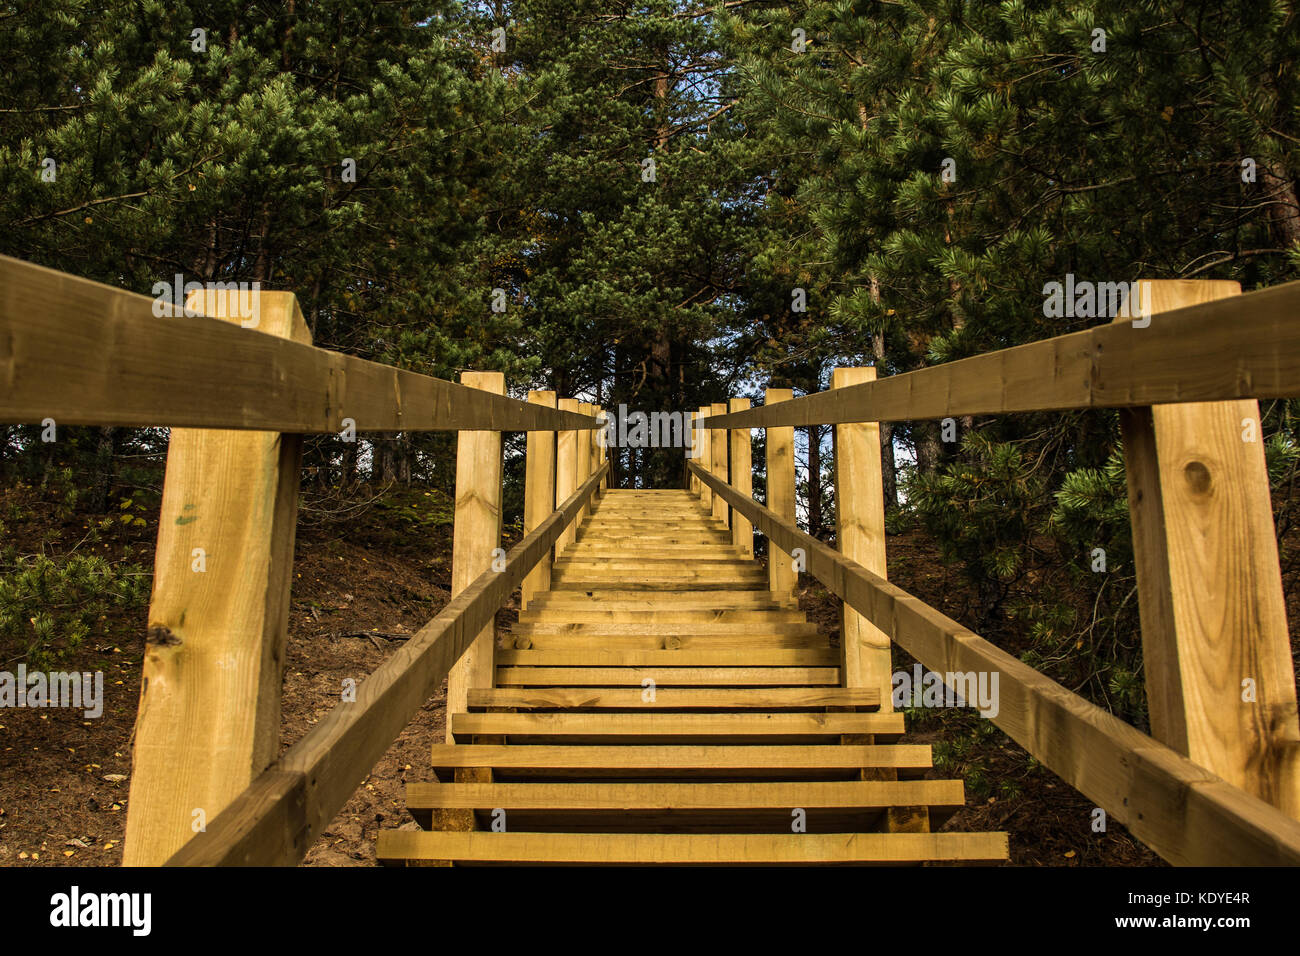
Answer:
3, 0, 1299, 732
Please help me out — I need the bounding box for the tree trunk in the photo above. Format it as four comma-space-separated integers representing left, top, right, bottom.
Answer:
88, 426, 117, 512
807, 425, 823, 538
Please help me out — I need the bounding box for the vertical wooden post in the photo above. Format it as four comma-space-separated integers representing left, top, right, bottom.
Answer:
124, 289, 309, 865
577, 402, 594, 523
697, 405, 713, 512
689, 411, 700, 494
1120, 279, 1300, 818
554, 398, 579, 558
765, 388, 797, 599
444, 371, 505, 744
710, 401, 728, 525
594, 405, 608, 491
831, 368, 892, 708
728, 398, 753, 557
522, 390, 557, 611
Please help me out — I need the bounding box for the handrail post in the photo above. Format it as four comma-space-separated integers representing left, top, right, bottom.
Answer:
522, 390, 557, 610
728, 398, 753, 557
124, 288, 310, 865
594, 405, 608, 492
688, 411, 700, 493
554, 398, 580, 558
765, 388, 797, 599
709, 401, 728, 526
444, 371, 505, 744
697, 405, 713, 513
831, 368, 891, 706
577, 402, 595, 523
1119, 280, 1300, 817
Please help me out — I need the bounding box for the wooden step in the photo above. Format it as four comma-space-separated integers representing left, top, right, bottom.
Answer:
526, 590, 796, 609
467, 687, 879, 710
450, 711, 905, 744
511, 621, 819, 637
496, 649, 835, 666
505, 633, 823, 650
517, 610, 810, 625
495, 666, 839, 686
376, 831, 1008, 865
429, 744, 931, 779
561, 547, 745, 560
403, 780, 967, 830
550, 577, 766, 592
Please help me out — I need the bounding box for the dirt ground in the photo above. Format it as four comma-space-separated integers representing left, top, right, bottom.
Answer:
1, 480, 1163, 866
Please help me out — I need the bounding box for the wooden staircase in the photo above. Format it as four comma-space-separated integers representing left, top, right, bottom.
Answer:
376, 488, 1009, 865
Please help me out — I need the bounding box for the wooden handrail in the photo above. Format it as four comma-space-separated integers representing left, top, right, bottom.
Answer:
0, 255, 597, 433
164, 461, 609, 866
703, 279, 1300, 429
688, 460, 1300, 865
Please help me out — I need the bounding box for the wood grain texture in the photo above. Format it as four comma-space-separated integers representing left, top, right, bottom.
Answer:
710, 402, 728, 524
521, 391, 557, 610
445, 372, 505, 743
832, 367, 892, 710
0, 255, 599, 433
764, 388, 797, 598
376, 830, 1007, 865
554, 399, 580, 557
165, 462, 608, 865
689, 460, 1300, 864
124, 289, 309, 865
728, 398, 754, 556
1118, 280, 1300, 818
697, 405, 713, 512
577, 402, 594, 524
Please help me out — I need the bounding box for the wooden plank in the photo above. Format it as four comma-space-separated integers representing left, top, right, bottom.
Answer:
697, 405, 713, 513
376, 831, 1007, 864
710, 401, 728, 524
577, 401, 594, 525
554, 399, 580, 557
518, 608, 808, 624
700, 278, 1300, 429
164, 463, 608, 865
0, 255, 600, 433
506, 633, 823, 650
450, 712, 903, 742
765, 388, 797, 598
689, 412, 700, 495
445, 372, 505, 743
520, 390, 557, 610
495, 666, 839, 686
404, 780, 966, 815
831, 367, 892, 710
512, 622, 818, 637
469, 687, 878, 710
729, 398, 754, 556
124, 289, 308, 866
1118, 280, 1300, 818
430, 743, 929, 775
526, 590, 796, 609
496, 649, 834, 667
690, 459, 1300, 865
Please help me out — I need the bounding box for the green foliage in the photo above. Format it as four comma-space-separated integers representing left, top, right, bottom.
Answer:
0, 550, 149, 670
